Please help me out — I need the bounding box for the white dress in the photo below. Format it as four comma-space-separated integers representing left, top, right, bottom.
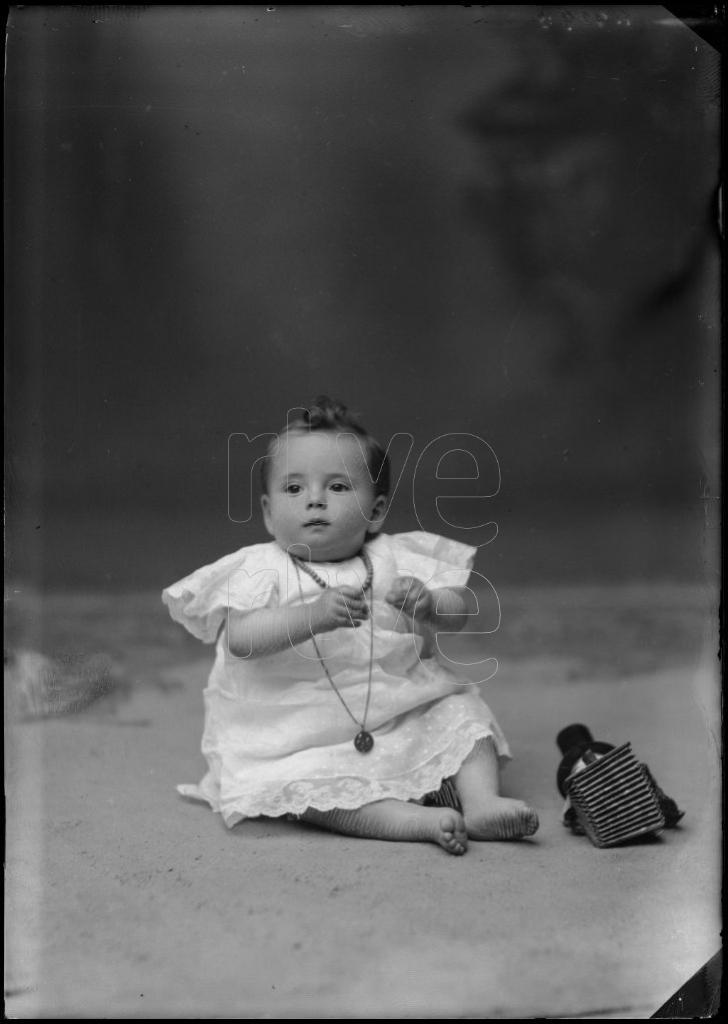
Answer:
163, 531, 509, 827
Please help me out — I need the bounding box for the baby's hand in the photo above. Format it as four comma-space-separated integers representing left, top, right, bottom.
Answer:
385, 576, 433, 623
313, 585, 370, 633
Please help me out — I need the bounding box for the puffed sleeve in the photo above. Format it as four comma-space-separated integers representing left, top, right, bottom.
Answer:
388, 531, 477, 590
161, 543, 280, 643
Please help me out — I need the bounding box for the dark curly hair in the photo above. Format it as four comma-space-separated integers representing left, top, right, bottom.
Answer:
260, 396, 390, 498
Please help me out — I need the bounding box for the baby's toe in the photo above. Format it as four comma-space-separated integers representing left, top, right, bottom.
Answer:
439, 812, 468, 855
524, 808, 540, 836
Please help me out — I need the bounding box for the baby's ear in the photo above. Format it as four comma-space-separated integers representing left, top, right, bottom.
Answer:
367, 494, 389, 535
260, 494, 275, 537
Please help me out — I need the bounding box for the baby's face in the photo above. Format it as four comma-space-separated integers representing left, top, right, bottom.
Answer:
261, 430, 387, 561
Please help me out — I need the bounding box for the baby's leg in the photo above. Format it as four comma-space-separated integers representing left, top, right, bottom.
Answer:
300, 799, 467, 855
455, 736, 539, 841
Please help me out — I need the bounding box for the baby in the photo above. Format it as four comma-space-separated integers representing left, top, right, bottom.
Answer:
163, 397, 538, 854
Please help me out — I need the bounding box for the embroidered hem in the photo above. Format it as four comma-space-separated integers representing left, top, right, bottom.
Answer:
178, 721, 507, 827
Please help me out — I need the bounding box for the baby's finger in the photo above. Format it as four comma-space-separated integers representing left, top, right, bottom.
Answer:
345, 600, 369, 620
341, 607, 368, 627
386, 577, 419, 602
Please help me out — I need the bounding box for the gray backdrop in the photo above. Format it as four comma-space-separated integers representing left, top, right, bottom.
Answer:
5, 5, 721, 589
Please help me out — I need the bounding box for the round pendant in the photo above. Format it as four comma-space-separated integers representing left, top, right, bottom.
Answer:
354, 730, 374, 753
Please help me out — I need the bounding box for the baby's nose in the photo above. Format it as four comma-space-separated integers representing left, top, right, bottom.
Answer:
307, 490, 326, 507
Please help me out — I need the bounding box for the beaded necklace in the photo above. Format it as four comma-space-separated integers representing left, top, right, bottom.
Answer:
290, 549, 375, 753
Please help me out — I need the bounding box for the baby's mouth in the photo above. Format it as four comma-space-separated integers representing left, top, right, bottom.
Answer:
303, 518, 329, 527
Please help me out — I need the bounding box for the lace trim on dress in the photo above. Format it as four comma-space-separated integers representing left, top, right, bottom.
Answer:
189, 720, 502, 825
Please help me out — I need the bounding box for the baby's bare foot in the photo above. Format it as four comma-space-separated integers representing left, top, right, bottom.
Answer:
464, 796, 539, 841
301, 801, 468, 854
436, 810, 468, 855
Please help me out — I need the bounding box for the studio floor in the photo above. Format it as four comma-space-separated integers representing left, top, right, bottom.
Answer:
5, 582, 721, 1018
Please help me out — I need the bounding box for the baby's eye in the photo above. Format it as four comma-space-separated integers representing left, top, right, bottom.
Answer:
285, 483, 302, 494
329, 482, 350, 493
